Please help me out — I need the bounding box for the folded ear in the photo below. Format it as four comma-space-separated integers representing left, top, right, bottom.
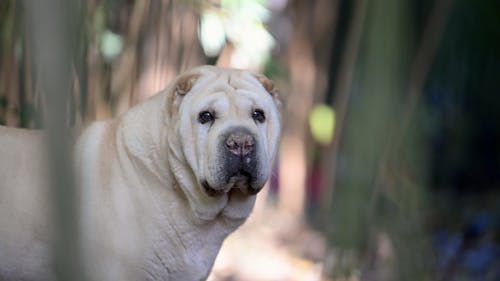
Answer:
167, 72, 200, 117
175, 73, 199, 95
254, 73, 279, 100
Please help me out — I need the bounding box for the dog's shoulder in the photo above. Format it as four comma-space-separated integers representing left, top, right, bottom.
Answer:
75, 120, 117, 179
0, 125, 44, 143
0, 126, 46, 171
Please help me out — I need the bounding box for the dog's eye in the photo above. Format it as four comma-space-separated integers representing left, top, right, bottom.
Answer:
198, 111, 215, 124
252, 109, 266, 123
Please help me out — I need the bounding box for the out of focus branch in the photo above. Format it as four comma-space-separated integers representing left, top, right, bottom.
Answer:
370, 0, 455, 210
321, 0, 368, 211
23, 0, 85, 280
400, 0, 454, 150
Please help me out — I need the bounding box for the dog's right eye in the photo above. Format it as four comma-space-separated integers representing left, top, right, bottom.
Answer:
198, 111, 215, 124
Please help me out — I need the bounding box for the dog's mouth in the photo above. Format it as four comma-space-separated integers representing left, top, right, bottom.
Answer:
201, 180, 226, 197
201, 171, 261, 197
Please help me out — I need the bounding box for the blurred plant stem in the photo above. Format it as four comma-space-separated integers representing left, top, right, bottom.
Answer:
368, 0, 454, 278
23, 0, 86, 280
278, 0, 342, 219
320, 0, 368, 225
278, 0, 319, 218
323, 0, 441, 280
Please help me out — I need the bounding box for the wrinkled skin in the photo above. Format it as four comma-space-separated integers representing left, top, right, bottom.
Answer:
0, 66, 281, 281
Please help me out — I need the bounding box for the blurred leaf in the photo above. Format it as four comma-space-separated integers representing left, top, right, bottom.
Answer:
100, 29, 123, 62
199, 11, 226, 57
309, 104, 335, 145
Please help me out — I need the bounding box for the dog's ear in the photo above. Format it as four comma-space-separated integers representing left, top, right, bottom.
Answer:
254, 73, 281, 108
167, 72, 200, 117
254, 73, 279, 100
175, 73, 199, 95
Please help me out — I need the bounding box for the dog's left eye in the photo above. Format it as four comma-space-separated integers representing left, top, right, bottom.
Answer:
252, 109, 266, 123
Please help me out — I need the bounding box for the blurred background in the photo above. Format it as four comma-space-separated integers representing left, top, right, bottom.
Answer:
1, 0, 499, 280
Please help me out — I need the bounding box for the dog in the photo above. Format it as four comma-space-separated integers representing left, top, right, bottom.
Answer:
0, 65, 281, 280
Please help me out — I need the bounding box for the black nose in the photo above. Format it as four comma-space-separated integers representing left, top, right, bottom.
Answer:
225, 130, 255, 157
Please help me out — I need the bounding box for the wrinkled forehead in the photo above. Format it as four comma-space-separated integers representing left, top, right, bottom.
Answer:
186, 68, 274, 108
192, 67, 264, 93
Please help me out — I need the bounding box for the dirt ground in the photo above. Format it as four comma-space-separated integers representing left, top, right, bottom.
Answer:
208, 202, 329, 281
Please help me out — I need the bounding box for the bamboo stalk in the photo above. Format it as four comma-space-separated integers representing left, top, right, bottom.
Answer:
23, 0, 85, 280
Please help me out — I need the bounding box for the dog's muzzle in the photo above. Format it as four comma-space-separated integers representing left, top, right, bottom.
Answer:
202, 127, 263, 197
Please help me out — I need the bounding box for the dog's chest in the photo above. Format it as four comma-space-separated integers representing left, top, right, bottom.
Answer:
143, 223, 227, 280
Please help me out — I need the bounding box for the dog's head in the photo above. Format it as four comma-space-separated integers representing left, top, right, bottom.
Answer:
166, 66, 280, 222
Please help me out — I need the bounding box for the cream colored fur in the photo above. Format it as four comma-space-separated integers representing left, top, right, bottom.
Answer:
0, 66, 281, 280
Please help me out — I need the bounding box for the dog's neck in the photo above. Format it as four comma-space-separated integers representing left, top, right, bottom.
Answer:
109, 93, 236, 278
112, 90, 257, 278
117, 92, 172, 183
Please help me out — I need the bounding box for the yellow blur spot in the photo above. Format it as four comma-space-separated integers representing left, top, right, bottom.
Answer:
309, 104, 335, 145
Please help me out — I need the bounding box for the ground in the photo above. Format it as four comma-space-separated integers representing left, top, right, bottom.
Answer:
208, 202, 328, 281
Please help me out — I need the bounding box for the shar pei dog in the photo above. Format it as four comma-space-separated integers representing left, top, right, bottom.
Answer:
0, 66, 281, 280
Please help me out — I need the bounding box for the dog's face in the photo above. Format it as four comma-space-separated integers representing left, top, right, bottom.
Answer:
167, 66, 280, 221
